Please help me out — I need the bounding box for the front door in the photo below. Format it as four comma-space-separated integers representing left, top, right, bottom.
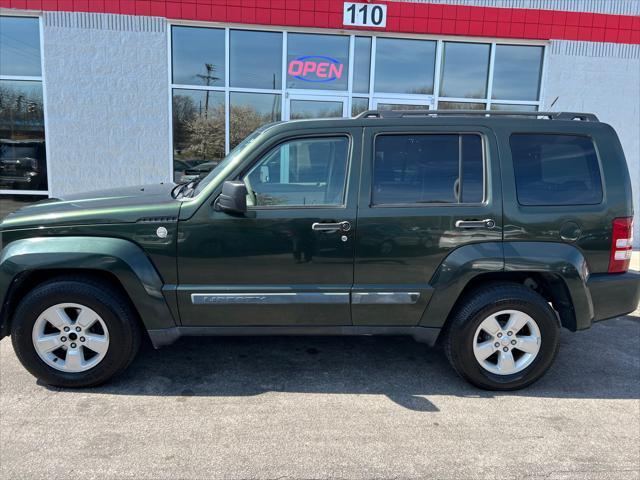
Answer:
177, 127, 361, 326
352, 124, 502, 326
286, 93, 348, 120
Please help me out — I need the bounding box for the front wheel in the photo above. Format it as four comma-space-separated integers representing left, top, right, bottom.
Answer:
11, 277, 141, 388
444, 283, 560, 390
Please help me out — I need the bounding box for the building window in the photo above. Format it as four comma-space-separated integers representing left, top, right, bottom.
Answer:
438, 101, 486, 110
0, 16, 41, 77
286, 33, 350, 91
352, 36, 372, 94
230, 92, 281, 149
289, 99, 344, 120
491, 104, 538, 112
374, 38, 436, 94
172, 89, 225, 183
351, 97, 369, 117
440, 42, 490, 99
0, 16, 48, 212
171, 26, 225, 87
492, 45, 543, 101
437, 43, 543, 111
230, 30, 282, 89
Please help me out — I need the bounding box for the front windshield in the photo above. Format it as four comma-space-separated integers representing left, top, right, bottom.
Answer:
192, 124, 272, 196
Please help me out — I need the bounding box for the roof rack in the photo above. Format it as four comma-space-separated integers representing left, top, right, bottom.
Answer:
356, 110, 599, 122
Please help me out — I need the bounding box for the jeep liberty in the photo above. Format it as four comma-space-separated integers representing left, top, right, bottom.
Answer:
1, 110, 638, 390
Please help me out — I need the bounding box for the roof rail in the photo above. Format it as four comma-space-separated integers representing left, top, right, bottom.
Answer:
356, 110, 599, 122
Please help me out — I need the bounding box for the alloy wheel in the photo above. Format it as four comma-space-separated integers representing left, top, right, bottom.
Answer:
472, 309, 542, 375
31, 303, 110, 373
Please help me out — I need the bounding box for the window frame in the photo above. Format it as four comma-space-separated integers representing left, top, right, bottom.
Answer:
238, 133, 353, 210
509, 132, 605, 207
369, 131, 487, 208
0, 14, 50, 198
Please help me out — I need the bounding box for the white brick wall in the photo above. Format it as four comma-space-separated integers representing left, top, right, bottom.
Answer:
542, 40, 640, 247
42, 13, 170, 196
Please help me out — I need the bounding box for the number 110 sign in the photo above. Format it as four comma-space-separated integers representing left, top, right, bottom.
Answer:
343, 2, 387, 28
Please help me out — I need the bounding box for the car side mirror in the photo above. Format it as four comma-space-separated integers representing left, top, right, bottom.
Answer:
216, 181, 248, 214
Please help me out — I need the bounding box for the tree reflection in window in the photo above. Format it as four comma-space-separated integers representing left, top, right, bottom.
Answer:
172, 89, 225, 182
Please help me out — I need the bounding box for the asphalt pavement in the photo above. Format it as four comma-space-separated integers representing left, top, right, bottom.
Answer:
1, 253, 639, 479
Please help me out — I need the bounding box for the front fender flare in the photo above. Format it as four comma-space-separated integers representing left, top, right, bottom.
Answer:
0, 236, 178, 333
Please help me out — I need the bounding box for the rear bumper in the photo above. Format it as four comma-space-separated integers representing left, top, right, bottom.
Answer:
587, 270, 640, 322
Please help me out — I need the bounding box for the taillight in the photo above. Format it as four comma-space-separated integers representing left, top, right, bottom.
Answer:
609, 217, 634, 273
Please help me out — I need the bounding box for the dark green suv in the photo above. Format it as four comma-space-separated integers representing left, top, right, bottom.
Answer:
1, 111, 638, 390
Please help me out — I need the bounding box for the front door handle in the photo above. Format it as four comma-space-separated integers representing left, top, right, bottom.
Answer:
455, 219, 496, 229
312, 221, 351, 232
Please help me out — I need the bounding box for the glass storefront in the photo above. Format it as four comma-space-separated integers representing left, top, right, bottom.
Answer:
169, 26, 546, 179
0, 15, 48, 213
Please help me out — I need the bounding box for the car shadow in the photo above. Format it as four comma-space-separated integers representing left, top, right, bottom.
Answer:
40, 316, 640, 411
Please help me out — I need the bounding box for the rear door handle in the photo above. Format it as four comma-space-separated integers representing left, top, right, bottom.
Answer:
455, 219, 496, 229
312, 221, 351, 232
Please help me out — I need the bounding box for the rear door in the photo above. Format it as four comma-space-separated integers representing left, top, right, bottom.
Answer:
352, 124, 502, 326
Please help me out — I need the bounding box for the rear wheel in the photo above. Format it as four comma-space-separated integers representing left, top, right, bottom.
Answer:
11, 277, 141, 388
444, 283, 560, 390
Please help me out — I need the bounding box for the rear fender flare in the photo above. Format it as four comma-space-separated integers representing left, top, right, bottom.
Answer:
420, 242, 504, 328
420, 241, 593, 330
502, 241, 593, 329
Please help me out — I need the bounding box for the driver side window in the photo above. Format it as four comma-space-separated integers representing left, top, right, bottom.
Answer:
243, 136, 349, 207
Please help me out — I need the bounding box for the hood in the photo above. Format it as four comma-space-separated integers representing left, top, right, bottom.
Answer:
1, 183, 182, 230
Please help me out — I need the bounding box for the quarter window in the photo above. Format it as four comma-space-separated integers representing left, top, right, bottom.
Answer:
510, 134, 603, 206
244, 137, 350, 207
372, 134, 484, 205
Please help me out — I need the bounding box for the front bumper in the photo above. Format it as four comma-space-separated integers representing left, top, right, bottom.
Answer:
587, 270, 640, 322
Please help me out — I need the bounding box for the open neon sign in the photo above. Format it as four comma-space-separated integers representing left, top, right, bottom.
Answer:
288, 55, 344, 83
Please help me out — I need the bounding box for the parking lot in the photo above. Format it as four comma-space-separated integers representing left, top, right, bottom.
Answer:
1, 305, 638, 479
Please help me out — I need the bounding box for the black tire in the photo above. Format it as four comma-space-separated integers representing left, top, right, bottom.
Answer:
11, 276, 141, 388
443, 282, 560, 390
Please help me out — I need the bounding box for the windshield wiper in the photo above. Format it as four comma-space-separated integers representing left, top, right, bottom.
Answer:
183, 179, 203, 198
171, 182, 189, 199
172, 179, 202, 199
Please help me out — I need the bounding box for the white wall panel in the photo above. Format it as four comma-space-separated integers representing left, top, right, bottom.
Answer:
41, 12, 170, 196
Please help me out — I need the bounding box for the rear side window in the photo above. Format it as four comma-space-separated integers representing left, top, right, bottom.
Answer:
372, 134, 484, 205
510, 134, 603, 206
